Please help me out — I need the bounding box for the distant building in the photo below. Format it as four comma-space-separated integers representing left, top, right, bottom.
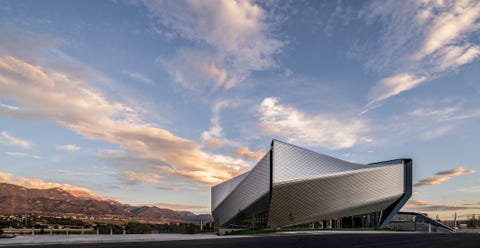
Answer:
211, 140, 412, 229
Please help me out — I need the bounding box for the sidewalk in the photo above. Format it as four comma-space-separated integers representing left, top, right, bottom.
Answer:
0, 233, 228, 246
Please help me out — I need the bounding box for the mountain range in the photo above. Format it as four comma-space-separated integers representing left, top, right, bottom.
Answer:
0, 183, 212, 222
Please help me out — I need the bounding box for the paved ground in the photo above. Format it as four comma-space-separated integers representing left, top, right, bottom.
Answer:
1, 232, 480, 248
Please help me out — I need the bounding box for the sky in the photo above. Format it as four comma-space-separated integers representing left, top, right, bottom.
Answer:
0, 0, 479, 219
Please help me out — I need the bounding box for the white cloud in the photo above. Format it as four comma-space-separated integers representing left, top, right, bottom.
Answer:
366, 73, 427, 109
363, 0, 480, 109
201, 100, 240, 149
258, 97, 368, 150
0, 103, 19, 110
421, 125, 453, 140
122, 70, 153, 84
56, 144, 81, 152
0, 131, 31, 149
5, 151, 40, 159
145, 0, 283, 91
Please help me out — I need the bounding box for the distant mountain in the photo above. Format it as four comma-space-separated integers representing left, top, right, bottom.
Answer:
0, 183, 212, 222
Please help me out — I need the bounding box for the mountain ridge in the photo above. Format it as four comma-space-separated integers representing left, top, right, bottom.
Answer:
0, 183, 212, 222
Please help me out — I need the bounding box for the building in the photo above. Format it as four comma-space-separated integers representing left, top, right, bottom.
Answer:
211, 139, 412, 229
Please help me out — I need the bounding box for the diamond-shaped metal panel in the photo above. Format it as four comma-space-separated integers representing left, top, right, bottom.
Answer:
268, 164, 404, 227
211, 140, 412, 229
212, 152, 270, 227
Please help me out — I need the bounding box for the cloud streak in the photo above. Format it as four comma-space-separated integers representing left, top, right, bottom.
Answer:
0, 131, 31, 149
56, 144, 81, 152
414, 167, 476, 187
403, 199, 480, 212
122, 70, 153, 84
4, 151, 40, 159
50, 169, 99, 176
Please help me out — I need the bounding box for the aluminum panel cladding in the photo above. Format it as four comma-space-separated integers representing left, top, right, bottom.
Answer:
212, 151, 271, 227
271, 140, 368, 184
268, 164, 405, 228
211, 172, 248, 211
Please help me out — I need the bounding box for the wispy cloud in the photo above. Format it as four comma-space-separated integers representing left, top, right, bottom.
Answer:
258, 97, 369, 150
201, 101, 229, 148
56, 144, 81, 152
233, 146, 264, 161
122, 70, 153, 84
155, 182, 209, 193
372, 100, 480, 144
403, 199, 480, 212
50, 169, 99, 176
363, 0, 480, 110
0, 131, 31, 149
117, 171, 164, 185
0, 103, 19, 110
414, 167, 476, 187
0, 171, 102, 200
145, 0, 283, 91
458, 186, 480, 193
5, 151, 40, 159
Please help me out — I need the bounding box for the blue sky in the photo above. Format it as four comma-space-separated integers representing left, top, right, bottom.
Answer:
0, 0, 479, 218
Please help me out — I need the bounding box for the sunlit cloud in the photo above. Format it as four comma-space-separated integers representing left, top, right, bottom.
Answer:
204, 139, 225, 149
258, 97, 369, 150
233, 146, 264, 161
155, 182, 209, 193
0, 55, 248, 185
414, 167, 476, 187
403, 199, 480, 212
0, 131, 31, 149
118, 171, 164, 185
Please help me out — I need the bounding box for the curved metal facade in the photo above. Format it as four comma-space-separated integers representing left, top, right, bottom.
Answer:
211, 140, 412, 229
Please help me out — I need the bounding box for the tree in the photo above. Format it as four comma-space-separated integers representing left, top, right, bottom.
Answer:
467, 214, 478, 228
213, 220, 219, 234
250, 213, 256, 230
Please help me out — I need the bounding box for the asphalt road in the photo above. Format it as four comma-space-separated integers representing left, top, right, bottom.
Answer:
17, 233, 480, 248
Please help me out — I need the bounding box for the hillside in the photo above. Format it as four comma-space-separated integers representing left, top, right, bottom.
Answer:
0, 183, 212, 222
